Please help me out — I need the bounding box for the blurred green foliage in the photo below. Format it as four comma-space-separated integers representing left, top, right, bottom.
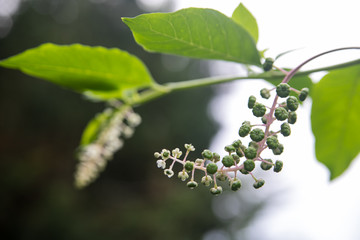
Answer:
0, 0, 221, 239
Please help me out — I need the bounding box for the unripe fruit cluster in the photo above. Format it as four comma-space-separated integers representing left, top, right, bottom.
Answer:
154, 81, 308, 195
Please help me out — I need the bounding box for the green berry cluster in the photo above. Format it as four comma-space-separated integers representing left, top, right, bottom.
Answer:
154, 82, 309, 195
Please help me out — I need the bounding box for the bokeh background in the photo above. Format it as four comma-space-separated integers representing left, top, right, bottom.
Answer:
1, 0, 360, 240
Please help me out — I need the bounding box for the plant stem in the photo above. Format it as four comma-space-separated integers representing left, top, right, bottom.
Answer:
131, 56, 360, 105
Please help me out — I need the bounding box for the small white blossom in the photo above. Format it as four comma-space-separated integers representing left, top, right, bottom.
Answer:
164, 169, 174, 178
201, 175, 213, 186
184, 143, 195, 152
160, 149, 170, 160
178, 171, 189, 181
126, 112, 142, 127
156, 160, 166, 169
172, 148, 182, 158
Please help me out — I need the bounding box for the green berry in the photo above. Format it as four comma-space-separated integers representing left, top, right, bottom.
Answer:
280, 122, 291, 137
266, 136, 279, 149
239, 121, 251, 137
261, 116, 268, 124
250, 128, 265, 142
206, 163, 218, 174
248, 95, 256, 109
260, 88, 271, 99
299, 88, 309, 101
230, 178, 242, 191
253, 179, 265, 189
272, 144, 284, 155
239, 168, 249, 175
232, 154, 240, 164
202, 149, 213, 160
286, 96, 299, 111
215, 172, 228, 181
274, 107, 288, 121
248, 141, 259, 150
244, 159, 255, 172
252, 103, 267, 117
224, 145, 236, 153
212, 152, 221, 162
222, 155, 235, 167
184, 161, 194, 171
210, 186, 223, 195
276, 83, 291, 98
288, 111, 297, 124
263, 58, 274, 72
232, 139, 242, 148
187, 180, 198, 189
274, 160, 283, 172
236, 149, 244, 157
244, 147, 257, 159
260, 159, 273, 170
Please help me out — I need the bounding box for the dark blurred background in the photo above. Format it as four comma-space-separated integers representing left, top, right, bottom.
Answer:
0, 0, 221, 239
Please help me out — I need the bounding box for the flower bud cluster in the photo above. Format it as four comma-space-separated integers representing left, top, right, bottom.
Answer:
154, 82, 308, 195
75, 106, 141, 188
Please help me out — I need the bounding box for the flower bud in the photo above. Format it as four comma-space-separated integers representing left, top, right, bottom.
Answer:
260, 88, 271, 99
250, 128, 265, 142
244, 159, 255, 172
206, 162, 218, 174
154, 152, 161, 158
286, 96, 299, 111
276, 83, 291, 98
222, 155, 235, 167
248, 95, 256, 109
253, 179, 265, 189
184, 161, 194, 172
299, 88, 309, 101
260, 159, 273, 170
274, 160, 283, 172
187, 180, 198, 189
252, 103, 267, 117
274, 107, 288, 121
244, 147, 257, 159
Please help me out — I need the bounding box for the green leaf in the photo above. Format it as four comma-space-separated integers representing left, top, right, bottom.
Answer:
231, 3, 259, 43
80, 109, 113, 146
311, 65, 360, 179
122, 8, 261, 65
0, 43, 155, 100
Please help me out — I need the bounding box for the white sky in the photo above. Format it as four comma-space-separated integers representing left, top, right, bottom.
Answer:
171, 1, 360, 240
